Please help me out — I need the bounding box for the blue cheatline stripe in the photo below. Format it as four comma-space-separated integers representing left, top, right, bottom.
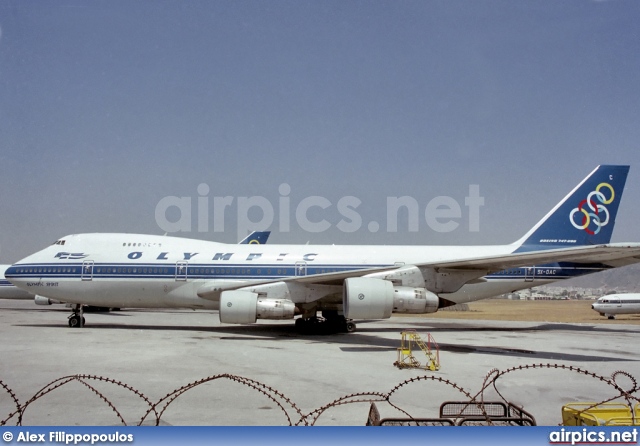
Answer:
487, 262, 609, 280
6, 262, 609, 282
5, 262, 390, 281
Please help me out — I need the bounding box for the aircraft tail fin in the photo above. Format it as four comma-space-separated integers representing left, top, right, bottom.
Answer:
513, 165, 629, 253
238, 231, 271, 245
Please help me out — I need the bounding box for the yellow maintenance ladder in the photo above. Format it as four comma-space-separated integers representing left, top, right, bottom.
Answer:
394, 330, 440, 371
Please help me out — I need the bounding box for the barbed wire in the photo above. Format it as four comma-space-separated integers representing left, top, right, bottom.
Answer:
1, 363, 638, 426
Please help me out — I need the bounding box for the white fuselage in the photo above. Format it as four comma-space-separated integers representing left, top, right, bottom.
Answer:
6, 233, 586, 311
592, 294, 640, 317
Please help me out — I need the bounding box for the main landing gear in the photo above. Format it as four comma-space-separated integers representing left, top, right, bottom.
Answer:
294, 316, 356, 334
68, 304, 85, 328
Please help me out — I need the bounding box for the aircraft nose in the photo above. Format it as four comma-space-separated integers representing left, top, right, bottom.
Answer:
5, 264, 17, 278
4, 264, 22, 285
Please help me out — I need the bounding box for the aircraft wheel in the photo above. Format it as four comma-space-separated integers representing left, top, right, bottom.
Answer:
345, 322, 356, 333
68, 315, 85, 328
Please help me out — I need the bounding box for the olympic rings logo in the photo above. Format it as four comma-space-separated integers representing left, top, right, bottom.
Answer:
569, 182, 615, 235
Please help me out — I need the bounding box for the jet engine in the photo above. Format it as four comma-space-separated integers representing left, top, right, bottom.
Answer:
219, 290, 295, 324
392, 286, 439, 314
34, 295, 54, 305
342, 278, 441, 320
343, 277, 394, 319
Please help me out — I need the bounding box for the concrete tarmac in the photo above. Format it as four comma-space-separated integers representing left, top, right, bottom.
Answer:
0, 300, 638, 426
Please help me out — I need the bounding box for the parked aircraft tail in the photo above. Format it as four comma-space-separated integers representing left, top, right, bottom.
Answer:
239, 231, 271, 245
513, 165, 629, 252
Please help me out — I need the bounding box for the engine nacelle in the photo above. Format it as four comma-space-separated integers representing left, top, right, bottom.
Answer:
343, 277, 394, 320
34, 295, 53, 306
392, 287, 439, 314
219, 290, 295, 324
256, 298, 296, 320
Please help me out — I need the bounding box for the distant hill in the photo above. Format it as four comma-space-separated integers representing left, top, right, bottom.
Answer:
550, 263, 640, 293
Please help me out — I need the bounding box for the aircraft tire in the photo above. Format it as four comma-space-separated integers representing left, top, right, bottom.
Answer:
68, 315, 85, 328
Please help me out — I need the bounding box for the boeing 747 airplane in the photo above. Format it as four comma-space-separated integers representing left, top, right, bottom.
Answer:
6, 165, 640, 331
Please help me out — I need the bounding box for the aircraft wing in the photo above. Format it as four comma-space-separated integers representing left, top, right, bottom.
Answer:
197, 242, 640, 300
427, 242, 640, 270
196, 265, 398, 299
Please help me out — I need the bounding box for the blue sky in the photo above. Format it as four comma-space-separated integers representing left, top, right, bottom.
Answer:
1, 0, 639, 261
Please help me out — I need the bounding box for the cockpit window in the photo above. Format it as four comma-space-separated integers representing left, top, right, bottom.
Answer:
53, 240, 66, 246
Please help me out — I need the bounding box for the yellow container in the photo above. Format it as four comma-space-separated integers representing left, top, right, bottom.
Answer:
562, 403, 640, 426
